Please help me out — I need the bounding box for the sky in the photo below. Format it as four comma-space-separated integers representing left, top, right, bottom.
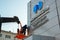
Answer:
0, 0, 30, 33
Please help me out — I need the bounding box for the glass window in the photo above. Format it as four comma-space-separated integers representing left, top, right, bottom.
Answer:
5, 35, 11, 39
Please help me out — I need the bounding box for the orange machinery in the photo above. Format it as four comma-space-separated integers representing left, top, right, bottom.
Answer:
15, 21, 29, 40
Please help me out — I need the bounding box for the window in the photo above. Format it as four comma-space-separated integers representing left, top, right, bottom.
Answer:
5, 35, 11, 39
0, 34, 2, 37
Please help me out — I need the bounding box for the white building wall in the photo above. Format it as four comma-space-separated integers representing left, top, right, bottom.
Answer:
27, 0, 60, 40
33, 0, 60, 40
0, 31, 18, 40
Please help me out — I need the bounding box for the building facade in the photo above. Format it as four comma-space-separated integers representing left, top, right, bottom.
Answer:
0, 30, 18, 40
26, 0, 60, 40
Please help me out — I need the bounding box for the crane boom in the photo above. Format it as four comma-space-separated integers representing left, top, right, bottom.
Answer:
0, 16, 20, 32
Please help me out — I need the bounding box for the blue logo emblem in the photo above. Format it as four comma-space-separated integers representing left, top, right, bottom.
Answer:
33, 1, 43, 13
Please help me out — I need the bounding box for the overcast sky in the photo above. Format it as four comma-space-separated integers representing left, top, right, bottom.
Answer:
0, 0, 30, 33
